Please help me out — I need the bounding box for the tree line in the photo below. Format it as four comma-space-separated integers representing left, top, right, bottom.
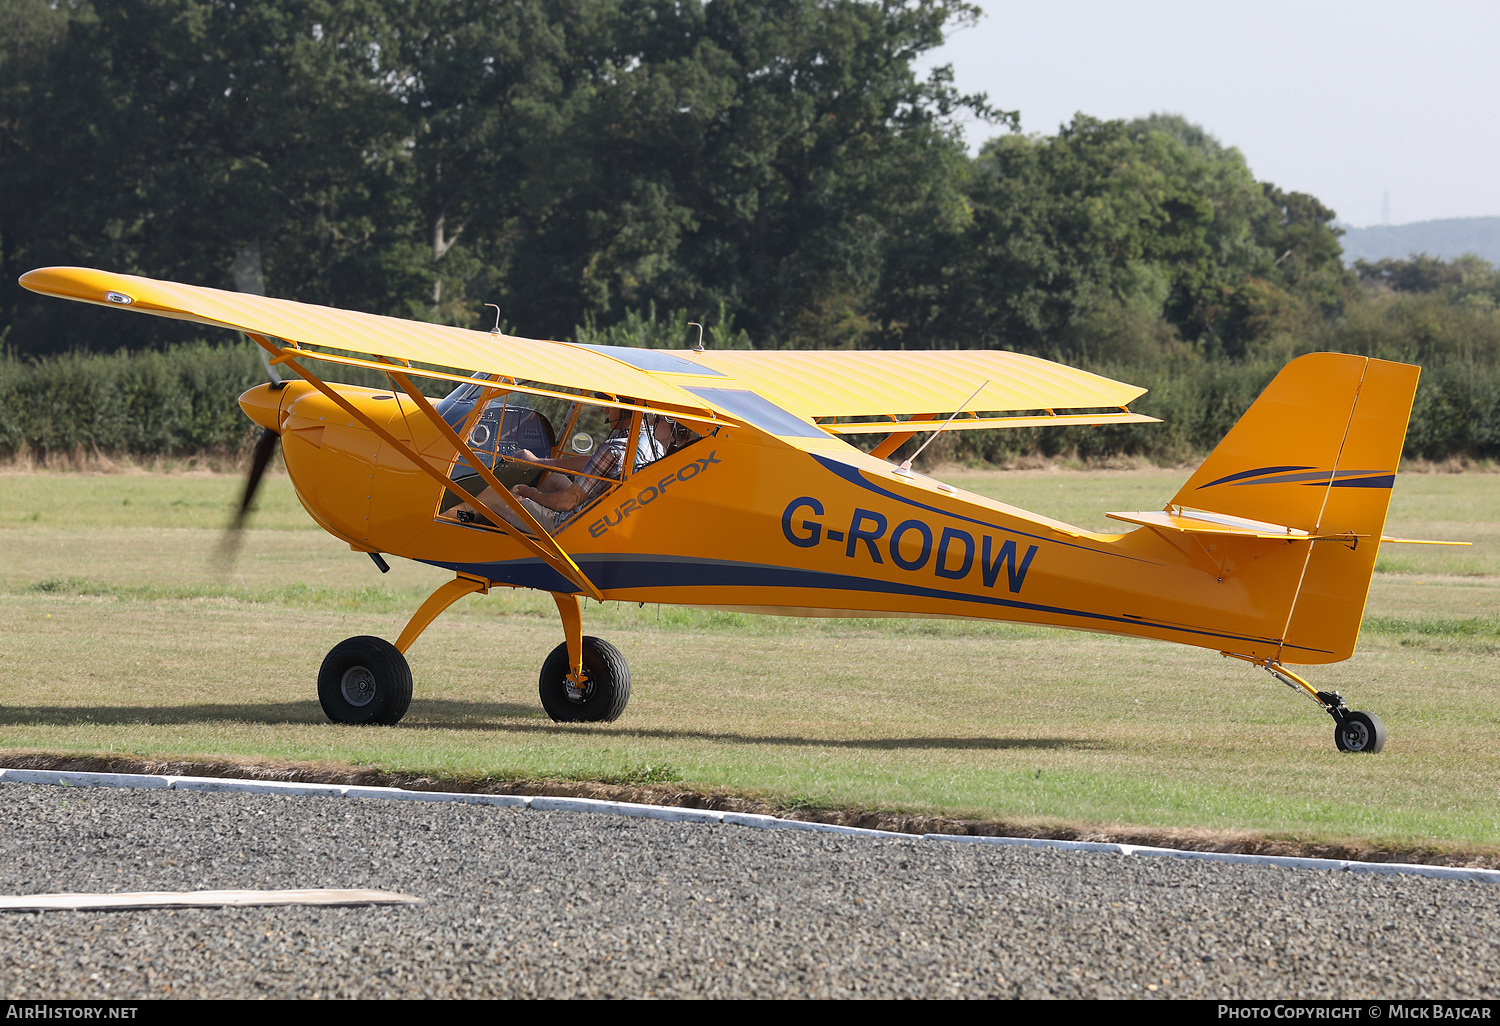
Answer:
2, 0, 1499, 463
0, 0, 1350, 356
2, 0, 1003, 352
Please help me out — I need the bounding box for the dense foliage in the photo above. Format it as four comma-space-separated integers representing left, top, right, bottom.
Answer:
1, 0, 1001, 351
2, 0, 1498, 462
878, 114, 1349, 359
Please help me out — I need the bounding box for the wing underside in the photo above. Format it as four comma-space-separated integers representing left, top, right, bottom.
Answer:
19, 266, 719, 417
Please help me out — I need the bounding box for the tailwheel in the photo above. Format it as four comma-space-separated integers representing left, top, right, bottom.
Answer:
1253, 659, 1388, 754
539, 636, 630, 723
1333, 710, 1386, 754
318, 636, 413, 726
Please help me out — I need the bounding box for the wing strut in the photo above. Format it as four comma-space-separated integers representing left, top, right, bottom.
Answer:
383, 366, 607, 597
248, 334, 604, 601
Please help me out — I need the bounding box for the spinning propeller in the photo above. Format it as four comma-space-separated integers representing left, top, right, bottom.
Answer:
220, 350, 285, 561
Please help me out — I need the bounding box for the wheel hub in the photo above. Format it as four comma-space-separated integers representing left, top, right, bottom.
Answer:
564, 673, 592, 703
340, 665, 377, 707
1340, 720, 1371, 751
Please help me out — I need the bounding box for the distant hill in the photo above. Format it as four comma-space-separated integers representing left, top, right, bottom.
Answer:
1340, 217, 1500, 266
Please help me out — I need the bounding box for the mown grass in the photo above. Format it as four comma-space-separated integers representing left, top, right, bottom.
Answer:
1, 467, 1497, 851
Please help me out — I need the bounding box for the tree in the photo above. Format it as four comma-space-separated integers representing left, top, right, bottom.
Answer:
2, 0, 997, 353
452, 0, 1003, 343
0, 0, 76, 347
6, 0, 413, 352
879, 113, 1351, 360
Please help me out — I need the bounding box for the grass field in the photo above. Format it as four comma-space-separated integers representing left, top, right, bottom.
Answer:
1, 466, 1497, 854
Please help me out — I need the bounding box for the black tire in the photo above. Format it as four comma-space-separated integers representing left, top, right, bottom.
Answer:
1334, 710, 1386, 753
318, 636, 413, 726
538, 636, 630, 723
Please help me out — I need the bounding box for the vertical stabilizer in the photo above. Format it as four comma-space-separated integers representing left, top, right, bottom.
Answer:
1171, 353, 1419, 663
1280, 359, 1420, 661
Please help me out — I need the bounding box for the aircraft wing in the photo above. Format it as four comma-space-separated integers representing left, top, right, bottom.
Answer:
21, 267, 1154, 434
19, 267, 719, 416
691, 349, 1150, 423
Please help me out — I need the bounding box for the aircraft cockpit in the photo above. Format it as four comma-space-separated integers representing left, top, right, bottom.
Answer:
433, 377, 705, 532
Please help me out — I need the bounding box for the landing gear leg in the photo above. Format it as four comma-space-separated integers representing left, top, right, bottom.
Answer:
318, 574, 487, 727
1263, 662, 1386, 754
396, 575, 489, 654
538, 592, 631, 723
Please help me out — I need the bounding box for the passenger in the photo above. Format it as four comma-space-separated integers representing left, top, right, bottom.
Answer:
640, 411, 672, 462
454, 399, 661, 532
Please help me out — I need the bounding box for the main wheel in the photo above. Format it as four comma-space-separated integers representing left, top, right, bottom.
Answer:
318, 636, 413, 726
538, 637, 630, 723
1333, 710, 1386, 753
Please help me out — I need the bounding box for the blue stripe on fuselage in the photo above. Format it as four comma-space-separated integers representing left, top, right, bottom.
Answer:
419, 554, 1329, 654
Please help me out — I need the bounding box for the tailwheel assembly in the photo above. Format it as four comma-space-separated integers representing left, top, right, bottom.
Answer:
1257, 659, 1386, 754
318, 635, 413, 726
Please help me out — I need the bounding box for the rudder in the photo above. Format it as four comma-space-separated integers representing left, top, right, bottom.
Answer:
1172, 353, 1419, 663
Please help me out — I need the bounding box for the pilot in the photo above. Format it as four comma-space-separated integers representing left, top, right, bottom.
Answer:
455, 398, 662, 532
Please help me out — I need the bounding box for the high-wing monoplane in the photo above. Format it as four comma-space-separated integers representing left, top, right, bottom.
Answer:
23, 266, 1454, 752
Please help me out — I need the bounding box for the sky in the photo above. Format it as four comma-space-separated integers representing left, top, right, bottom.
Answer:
918, 0, 1500, 228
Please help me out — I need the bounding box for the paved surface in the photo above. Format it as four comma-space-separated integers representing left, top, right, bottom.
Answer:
1, 781, 1496, 999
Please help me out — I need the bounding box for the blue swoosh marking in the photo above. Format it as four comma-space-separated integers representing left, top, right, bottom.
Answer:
810, 455, 1149, 563
1326, 474, 1395, 489
1199, 465, 1313, 489
420, 555, 1329, 655
1200, 467, 1394, 490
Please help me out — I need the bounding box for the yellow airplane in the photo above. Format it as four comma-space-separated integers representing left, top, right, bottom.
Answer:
23, 266, 1452, 753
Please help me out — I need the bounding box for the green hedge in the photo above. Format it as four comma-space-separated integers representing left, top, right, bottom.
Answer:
0, 341, 422, 458
2, 341, 1498, 463
0, 343, 268, 456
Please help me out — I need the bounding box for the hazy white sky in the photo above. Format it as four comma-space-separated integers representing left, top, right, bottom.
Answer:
920, 0, 1500, 227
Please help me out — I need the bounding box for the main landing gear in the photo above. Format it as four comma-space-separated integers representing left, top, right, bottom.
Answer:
317, 575, 630, 727
536, 592, 631, 723
1258, 660, 1386, 754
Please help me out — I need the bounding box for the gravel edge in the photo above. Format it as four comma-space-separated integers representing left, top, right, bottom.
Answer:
4, 765, 1497, 886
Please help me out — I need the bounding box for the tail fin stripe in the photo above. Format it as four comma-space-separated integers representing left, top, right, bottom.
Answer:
1224, 468, 1385, 487
1199, 465, 1313, 488
1327, 475, 1395, 489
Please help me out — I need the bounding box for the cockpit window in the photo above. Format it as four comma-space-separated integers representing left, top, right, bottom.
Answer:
433, 383, 711, 533
439, 393, 557, 515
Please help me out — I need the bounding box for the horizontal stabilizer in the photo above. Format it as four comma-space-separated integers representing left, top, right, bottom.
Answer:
1106, 507, 1364, 541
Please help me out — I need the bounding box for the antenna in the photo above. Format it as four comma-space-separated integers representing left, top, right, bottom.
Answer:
484, 303, 502, 336
688, 322, 705, 352
892, 379, 989, 479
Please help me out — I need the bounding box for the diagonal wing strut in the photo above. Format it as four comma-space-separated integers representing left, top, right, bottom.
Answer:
251, 334, 604, 601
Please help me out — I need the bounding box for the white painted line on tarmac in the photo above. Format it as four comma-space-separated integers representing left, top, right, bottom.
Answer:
4, 767, 1497, 884
0, 888, 421, 913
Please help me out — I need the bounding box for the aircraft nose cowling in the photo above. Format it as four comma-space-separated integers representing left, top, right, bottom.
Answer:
238, 382, 286, 432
